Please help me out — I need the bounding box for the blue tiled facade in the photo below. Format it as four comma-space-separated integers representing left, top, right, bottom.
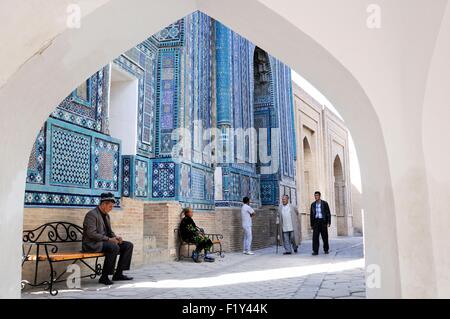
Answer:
24, 11, 297, 210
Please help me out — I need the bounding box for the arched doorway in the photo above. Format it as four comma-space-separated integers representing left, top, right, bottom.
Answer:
333, 155, 347, 236
302, 137, 315, 211
0, 0, 413, 298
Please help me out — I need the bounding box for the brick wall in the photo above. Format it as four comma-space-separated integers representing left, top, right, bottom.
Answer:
22, 198, 144, 286
22, 200, 282, 288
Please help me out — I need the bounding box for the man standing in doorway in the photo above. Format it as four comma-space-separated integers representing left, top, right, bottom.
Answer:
241, 197, 255, 255
310, 191, 331, 255
277, 195, 301, 255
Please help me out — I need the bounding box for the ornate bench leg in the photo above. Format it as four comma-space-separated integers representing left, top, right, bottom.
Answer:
47, 259, 58, 296
177, 242, 182, 261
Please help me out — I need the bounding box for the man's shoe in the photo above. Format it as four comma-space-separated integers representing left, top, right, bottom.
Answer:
99, 276, 113, 285
244, 251, 255, 255
204, 256, 215, 262
324, 250, 329, 254
312, 252, 318, 256
294, 248, 298, 253
192, 251, 201, 263
283, 252, 292, 255
112, 274, 134, 281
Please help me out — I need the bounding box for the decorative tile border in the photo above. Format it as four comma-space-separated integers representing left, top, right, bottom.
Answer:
148, 18, 185, 48
52, 67, 108, 132
27, 125, 46, 184
24, 191, 120, 208
122, 156, 132, 197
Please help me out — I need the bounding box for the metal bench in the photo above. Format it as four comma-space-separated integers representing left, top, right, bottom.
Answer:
22, 222, 105, 296
174, 228, 224, 261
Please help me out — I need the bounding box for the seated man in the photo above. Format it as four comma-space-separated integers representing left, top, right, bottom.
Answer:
82, 192, 134, 285
179, 207, 215, 263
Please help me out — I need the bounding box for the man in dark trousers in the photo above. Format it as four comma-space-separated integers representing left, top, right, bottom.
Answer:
82, 192, 134, 285
310, 191, 331, 255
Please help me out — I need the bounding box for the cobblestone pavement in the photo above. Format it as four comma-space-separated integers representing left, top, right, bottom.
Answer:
22, 236, 365, 299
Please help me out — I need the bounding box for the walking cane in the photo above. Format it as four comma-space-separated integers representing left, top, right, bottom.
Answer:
275, 214, 280, 254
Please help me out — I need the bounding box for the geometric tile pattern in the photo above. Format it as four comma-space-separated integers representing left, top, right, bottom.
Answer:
24, 12, 296, 211
229, 173, 241, 201
135, 159, 148, 197
149, 19, 184, 47
25, 118, 121, 208
71, 79, 92, 107
152, 162, 175, 198
93, 138, 120, 191
27, 126, 46, 184
24, 191, 120, 207
52, 67, 107, 132
241, 175, 250, 197
179, 163, 191, 198
191, 167, 205, 200
49, 126, 91, 188
205, 171, 214, 201
98, 151, 114, 180
250, 177, 260, 203
122, 156, 131, 197
156, 49, 180, 156
261, 180, 278, 206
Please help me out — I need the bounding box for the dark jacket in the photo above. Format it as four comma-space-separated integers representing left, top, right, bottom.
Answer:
179, 216, 201, 243
82, 207, 116, 252
310, 200, 331, 227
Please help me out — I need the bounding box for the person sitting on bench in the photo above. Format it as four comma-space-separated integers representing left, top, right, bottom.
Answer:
82, 192, 134, 285
179, 207, 215, 263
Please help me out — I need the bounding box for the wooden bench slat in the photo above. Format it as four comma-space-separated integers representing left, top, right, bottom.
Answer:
25, 252, 105, 262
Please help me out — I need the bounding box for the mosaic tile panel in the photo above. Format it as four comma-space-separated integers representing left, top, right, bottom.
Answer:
261, 180, 278, 205
179, 164, 191, 198
152, 162, 175, 198
156, 49, 180, 156
49, 126, 91, 188
191, 167, 205, 200
93, 138, 120, 191
135, 159, 149, 197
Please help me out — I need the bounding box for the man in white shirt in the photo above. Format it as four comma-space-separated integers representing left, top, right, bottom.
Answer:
241, 197, 255, 255
277, 195, 301, 255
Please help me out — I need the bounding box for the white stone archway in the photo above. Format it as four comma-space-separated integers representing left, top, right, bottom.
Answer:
1, 0, 448, 298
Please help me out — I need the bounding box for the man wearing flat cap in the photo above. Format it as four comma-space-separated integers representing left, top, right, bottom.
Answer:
82, 192, 134, 285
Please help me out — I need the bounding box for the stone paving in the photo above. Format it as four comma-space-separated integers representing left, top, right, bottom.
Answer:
22, 236, 365, 299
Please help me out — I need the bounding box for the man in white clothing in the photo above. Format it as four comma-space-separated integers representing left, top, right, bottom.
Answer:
277, 195, 301, 255
241, 197, 255, 255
